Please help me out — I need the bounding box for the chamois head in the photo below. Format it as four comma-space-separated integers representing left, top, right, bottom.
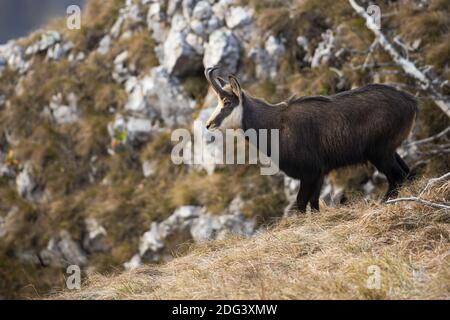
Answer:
205, 66, 244, 131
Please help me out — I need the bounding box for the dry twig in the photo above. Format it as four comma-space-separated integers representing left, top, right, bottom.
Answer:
349, 0, 450, 118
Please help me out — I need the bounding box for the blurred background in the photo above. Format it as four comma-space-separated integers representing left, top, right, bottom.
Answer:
0, 0, 85, 44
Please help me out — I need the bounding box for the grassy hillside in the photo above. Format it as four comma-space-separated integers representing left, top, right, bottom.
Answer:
55, 177, 449, 300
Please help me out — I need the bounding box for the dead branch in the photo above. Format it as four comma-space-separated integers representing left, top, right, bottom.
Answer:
349, 0, 450, 118
420, 172, 450, 196
386, 197, 449, 210
363, 39, 379, 69
406, 126, 450, 147
386, 171, 450, 209
419, 148, 450, 156
350, 62, 397, 70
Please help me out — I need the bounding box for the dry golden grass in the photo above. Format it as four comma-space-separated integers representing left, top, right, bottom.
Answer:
53, 178, 450, 300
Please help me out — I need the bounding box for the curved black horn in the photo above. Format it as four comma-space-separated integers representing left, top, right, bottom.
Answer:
205, 66, 226, 95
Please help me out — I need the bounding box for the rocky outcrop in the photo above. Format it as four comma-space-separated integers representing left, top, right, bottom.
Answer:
0, 41, 29, 74
0, 30, 74, 77
45, 93, 80, 125
225, 5, 253, 29
162, 14, 203, 76
203, 28, 240, 72
97, 0, 144, 56
25, 31, 61, 56
249, 35, 286, 80
97, 35, 112, 55
16, 163, 43, 202
145, 0, 168, 43
125, 201, 255, 269
108, 114, 158, 147
124, 66, 196, 128
112, 51, 132, 83
102, 0, 258, 160
37, 221, 108, 268
40, 231, 88, 268
82, 218, 109, 254
142, 160, 157, 178
190, 197, 254, 241
25, 31, 73, 61
144, 0, 253, 75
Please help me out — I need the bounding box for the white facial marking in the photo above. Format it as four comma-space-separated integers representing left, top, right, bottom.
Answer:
220, 101, 243, 129
206, 98, 243, 130
206, 101, 223, 130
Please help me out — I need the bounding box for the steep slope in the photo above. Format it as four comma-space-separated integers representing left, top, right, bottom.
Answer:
55, 178, 449, 299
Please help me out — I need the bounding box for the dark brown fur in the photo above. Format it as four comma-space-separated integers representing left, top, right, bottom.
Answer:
240, 84, 418, 212
204, 68, 418, 213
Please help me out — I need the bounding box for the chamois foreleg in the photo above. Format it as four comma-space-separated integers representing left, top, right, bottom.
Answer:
309, 174, 324, 211
296, 174, 323, 213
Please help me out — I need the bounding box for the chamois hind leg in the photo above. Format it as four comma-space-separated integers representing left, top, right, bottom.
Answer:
296, 175, 321, 213
309, 175, 324, 212
385, 163, 407, 200
395, 152, 410, 175
394, 152, 416, 182
371, 153, 407, 201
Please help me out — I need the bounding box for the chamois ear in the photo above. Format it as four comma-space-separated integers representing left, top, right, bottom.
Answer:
229, 75, 242, 99
216, 77, 227, 88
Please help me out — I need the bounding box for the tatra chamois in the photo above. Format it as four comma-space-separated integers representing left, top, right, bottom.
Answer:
204, 67, 418, 212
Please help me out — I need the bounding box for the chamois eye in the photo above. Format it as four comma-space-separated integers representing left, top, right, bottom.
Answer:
223, 100, 231, 108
